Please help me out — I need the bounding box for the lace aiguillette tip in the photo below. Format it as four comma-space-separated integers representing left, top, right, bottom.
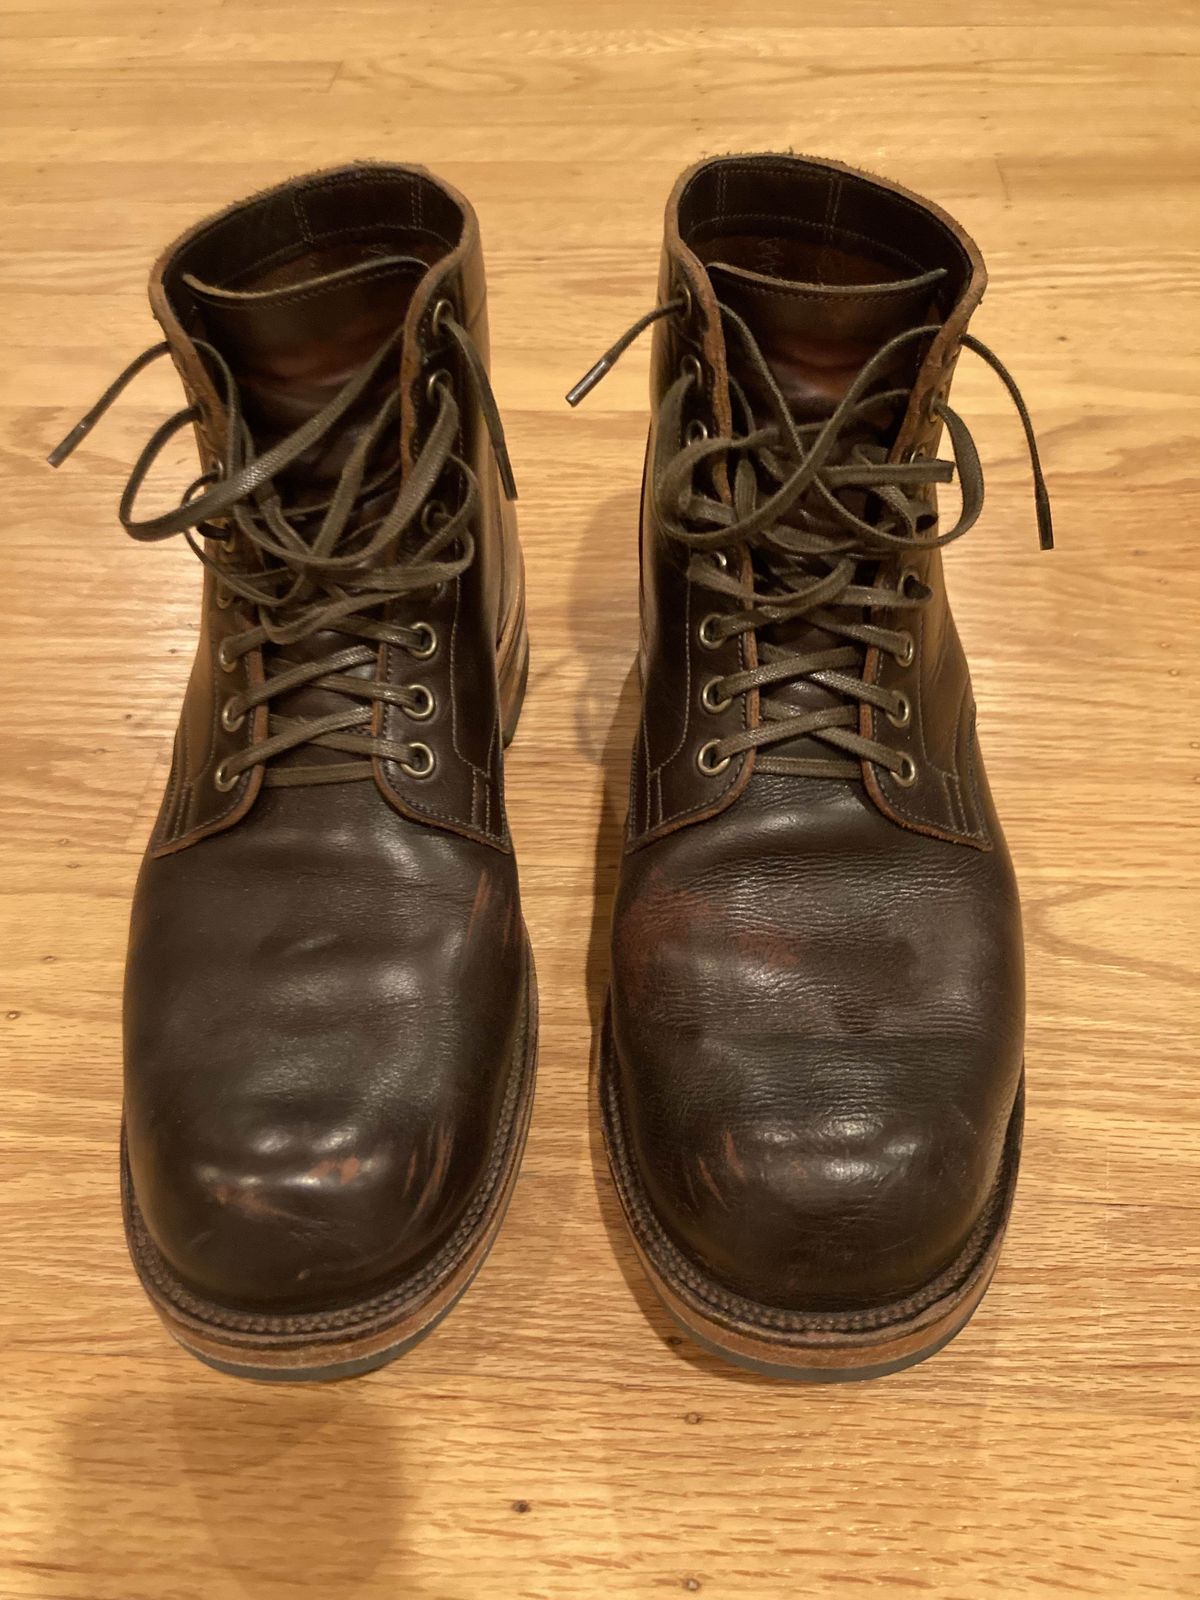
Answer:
1035, 485, 1054, 550
46, 415, 95, 468
566, 301, 681, 405
46, 341, 174, 470
565, 357, 612, 408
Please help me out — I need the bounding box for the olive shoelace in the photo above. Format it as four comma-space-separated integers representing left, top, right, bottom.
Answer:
49, 289, 516, 789
569, 283, 1052, 783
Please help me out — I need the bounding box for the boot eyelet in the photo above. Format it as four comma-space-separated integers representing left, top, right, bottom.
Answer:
675, 282, 694, 321
407, 622, 438, 659
893, 754, 919, 788
430, 297, 455, 337
213, 759, 239, 793
214, 583, 233, 611
404, 685, 435, 720
425, 367, 451, 405
711, 550, 729, 572
696, 739, 731, 776
220, 698, 246, 733
680, 354, 703, 388
421, 499, 447, 534
886, 692, 911, 730
217, 639, 238, 672
685, 418, 710, 445
894, 631, 915, 668
400, 742, 436, 779
898, 566, 923, 599
700, 678, 732, 714
697, 614, 723, 649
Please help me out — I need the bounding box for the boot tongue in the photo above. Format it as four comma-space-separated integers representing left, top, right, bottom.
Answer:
183, 252, 427, 480
704, 258, 944, 772
183, 251, 430, 776
707, 258, 943, 427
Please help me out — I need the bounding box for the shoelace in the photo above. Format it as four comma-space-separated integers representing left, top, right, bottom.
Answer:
49, 293, 517, 789
568, 285, 1052, 783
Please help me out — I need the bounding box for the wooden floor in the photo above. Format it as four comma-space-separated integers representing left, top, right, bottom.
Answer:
3, 1, 1199, 1595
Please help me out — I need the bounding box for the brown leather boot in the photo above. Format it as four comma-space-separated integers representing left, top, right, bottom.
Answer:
52, 165, 537, 1379
575, 154, 1052, 1379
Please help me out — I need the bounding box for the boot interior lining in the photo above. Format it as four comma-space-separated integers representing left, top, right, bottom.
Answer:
678, 156, 972, 302
162, 166, 462, 330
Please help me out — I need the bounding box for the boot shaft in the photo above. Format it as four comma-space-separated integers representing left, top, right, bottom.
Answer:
654, 153, 986, 449
630, 153, 1007, 849
137, 164, 524, 852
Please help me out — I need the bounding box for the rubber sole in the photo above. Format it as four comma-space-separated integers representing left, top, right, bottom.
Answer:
598, 1002, 1023, 1382
122, 946, 539, 1382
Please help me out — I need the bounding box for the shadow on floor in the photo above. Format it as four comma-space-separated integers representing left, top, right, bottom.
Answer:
58, 1375, 404, 1598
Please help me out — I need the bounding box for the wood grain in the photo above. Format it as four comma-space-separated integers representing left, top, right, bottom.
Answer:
2, 1, 1198, 1595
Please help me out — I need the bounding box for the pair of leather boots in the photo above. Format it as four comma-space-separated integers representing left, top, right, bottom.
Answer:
53, 154, 1051, 1382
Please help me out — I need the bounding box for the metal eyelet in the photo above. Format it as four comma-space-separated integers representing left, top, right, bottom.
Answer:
679, 354, 703, 387
404, 685, 435, 720
701, 678, 732, 714
431, 297, 455, 337
675, 282, 694, 321
697, 614, 723, 649
894, 631, 915, 668
399, 742, 436, 779
710, 550, 729, 572
220, 698, 246, 733
685, 418, 710, 445
421, 499, 447, 534
894, 754, 919, 788
886, 692, 912, 730
214, 583, 233, 611
213, 759, 238, 792
217, 639, 238, 672
425, 367, 451, 405
407, 622, 438, 659
696, 739, 731, 776
898, 566, 922, 599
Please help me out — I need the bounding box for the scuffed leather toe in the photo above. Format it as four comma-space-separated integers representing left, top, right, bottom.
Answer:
127, 1084, 486, 1311
619, 1047, 1011, 1310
